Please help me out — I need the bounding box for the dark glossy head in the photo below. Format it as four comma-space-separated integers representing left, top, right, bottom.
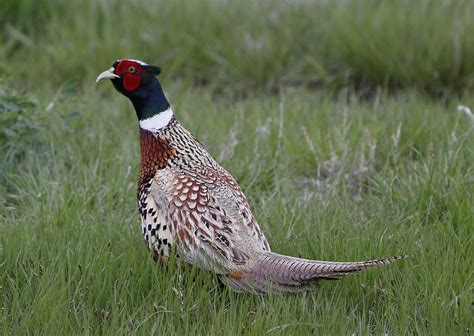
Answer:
96, 59, 169, 120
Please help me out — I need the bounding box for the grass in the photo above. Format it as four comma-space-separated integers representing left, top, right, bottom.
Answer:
1, 0, 474, 94
1, 82, 473, 334
1, 0, 474, 334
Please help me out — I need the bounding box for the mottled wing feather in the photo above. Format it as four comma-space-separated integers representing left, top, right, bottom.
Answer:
151, 165, 268, 274
216, 166, 270, 251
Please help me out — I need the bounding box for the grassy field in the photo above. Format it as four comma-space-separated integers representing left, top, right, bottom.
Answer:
1, 0, 473, 335
2, 0, 474, 93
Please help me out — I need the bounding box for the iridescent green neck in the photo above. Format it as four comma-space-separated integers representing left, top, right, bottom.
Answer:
130, 78, 170, 121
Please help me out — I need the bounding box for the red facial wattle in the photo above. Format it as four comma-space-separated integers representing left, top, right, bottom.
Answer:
123, 73, 141, 91
114, 60, 145, 92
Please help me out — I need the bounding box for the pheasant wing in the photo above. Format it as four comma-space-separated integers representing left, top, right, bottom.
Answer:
151, 165, 268, 274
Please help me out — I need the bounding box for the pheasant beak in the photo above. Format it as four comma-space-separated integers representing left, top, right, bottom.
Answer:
96, 67, 119, 83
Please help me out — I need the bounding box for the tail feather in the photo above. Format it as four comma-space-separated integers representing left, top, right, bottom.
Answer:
239, 252, 406, 293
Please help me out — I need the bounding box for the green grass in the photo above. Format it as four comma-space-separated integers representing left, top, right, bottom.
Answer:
1, 0, 474, 93
1, 0, 474, 334
1, 81, 473, 334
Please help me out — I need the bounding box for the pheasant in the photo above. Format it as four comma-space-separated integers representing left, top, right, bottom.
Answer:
96, 59, 404, 293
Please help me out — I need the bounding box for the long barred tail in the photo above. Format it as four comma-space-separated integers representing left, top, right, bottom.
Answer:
226, 252, 406, 293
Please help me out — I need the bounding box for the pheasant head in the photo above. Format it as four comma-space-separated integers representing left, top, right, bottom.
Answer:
96, 59, 170, 123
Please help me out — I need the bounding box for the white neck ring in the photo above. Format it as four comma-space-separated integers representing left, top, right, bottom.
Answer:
139, 108, 174, 132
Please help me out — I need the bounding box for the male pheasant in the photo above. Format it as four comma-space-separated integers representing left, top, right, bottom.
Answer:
96, 59, 404, 293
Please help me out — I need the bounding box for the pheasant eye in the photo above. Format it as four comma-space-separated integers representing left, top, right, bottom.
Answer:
128, 66, 136, 73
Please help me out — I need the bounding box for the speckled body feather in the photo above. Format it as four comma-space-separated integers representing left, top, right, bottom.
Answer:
138, 118, 270, 275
